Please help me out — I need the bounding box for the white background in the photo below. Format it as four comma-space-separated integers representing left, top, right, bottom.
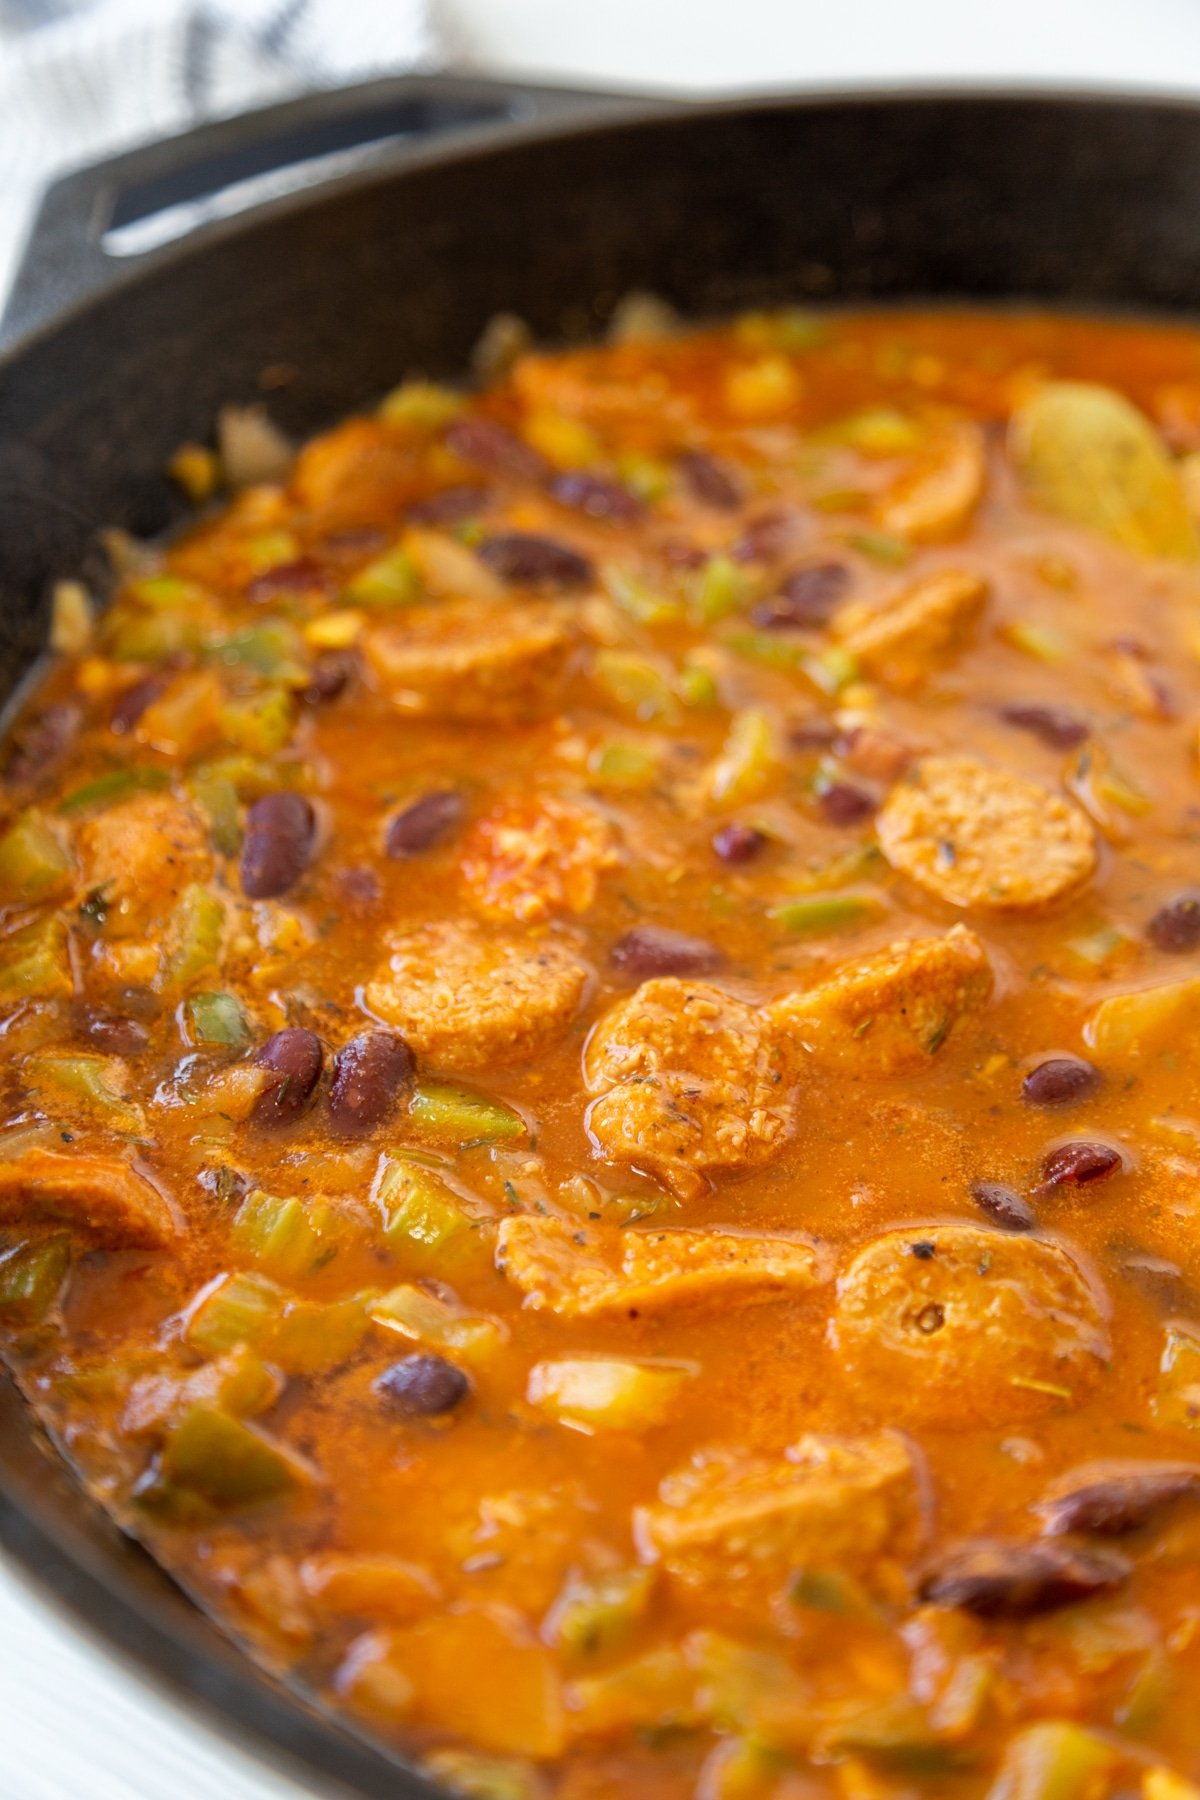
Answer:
5, 1, 1200, 1795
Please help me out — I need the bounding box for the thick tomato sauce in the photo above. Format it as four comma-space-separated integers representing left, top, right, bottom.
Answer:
3, 309, 1200, 1797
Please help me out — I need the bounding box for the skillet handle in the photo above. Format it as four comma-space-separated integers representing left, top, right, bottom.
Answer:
1, 72, 648, 343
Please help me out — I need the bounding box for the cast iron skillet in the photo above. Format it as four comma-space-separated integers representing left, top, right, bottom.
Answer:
6, 72, 1200, 1797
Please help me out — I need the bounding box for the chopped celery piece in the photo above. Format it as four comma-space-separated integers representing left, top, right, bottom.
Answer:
822, 406, 922, 454
790, 1568, 876, 1618
587, 741, 660, 789
691, 555, 746, 624
1093, 760, 1151, 816
566, 1644, 695, 1738
0, 812, 71, 900
231, 1192, 326, 1282
601, 564, 683, 626
375, 1154, 489, 1271
369, 1283, 505, 1365
592, 650, 679, 722
379, 380, 464, 430
162, 1402, 311, 1505
0, 916, 71, 1002
204, 1343, 281, 1418
270, 1294, 370, 1376
184, 991, 249, 1048
59, 766, 170, 814
616, 451, 670, 503
25, 1054, 144, 1132
820, 1698, 965, 1773
108, 610, 206, 662
725, 355, 800, 418
1117, 1643, 1172, 1736
185, 1270, 285, 1355
1011, 381, 1198, 560
217, 687, 294, 754
986, 1720, 1115, 1800
789, 843, 885, 893
127, 574, 210, 610
212, 622, 307, 683
848, 529, 910, 565
677, 658, 719, 709
422, 1750, 542, 1800
733, 307, 826, 352
708, 707, 778, 804
527, 1356, 692, 1431
408, 1081, 524, 1147
545, 1567, 654, 1660
725, 630, 810, 672
0, 1233, 71, 1325
191, 754, 279, 800
805, 646, 859, 695
162, 884, 225, 987
347, 543, 420, 607
1001, 620, 1071, 664
771, 893, 883, 935
189, 771, 242, 856
244, 531, 302, 573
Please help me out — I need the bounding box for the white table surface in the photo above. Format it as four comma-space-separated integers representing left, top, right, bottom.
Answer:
7, 2, 1200, 1794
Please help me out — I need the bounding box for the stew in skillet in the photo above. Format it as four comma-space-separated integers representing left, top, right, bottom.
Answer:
6, 307, 1200, 1799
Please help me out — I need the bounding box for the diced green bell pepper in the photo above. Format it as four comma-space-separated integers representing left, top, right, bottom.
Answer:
25, 1054, 145, 1133
184, 991, 250, 1048
545, 1566, 654, 1660
162, 884, 225, 988
0, 916, 72, 1003
375, 1154, 489, 1272
185, 1270, 285, 1355
0, 1233, 71, 1325
408, 1081, 525, 1148
58, 767, 170, 815
162, 1402, 311, 1505
770, 893, 883, 935
0, 812, 72, 900
347, 544, 420, 607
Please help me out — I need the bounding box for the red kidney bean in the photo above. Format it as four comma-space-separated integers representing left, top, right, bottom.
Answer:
109, 680, 164, 737
253, 1028, 323, 1125
240, 792, 316, 899
999, 703, 1090, 749
71, 1004, 150, 1057
1022, 1056, 1102, 1108
445, 416, 548, 482
1039, 1140, 1124, 1190
300, 649, 356, 707
386, 790, 466, 858
1147, 892, 1200, 953
969, 1180, 1036, 1232
610, 925, 724, 979
406, 484, 491, 525
549, 470, 643, 524
712, 822, 767, 864
7, 703, 82, 782
818, 781, 875, 827
246, 558, 330, 605
677, 449, 743, 510
477, 532, 594, 588
918, 1538, 1130, 1616
375, 1353, 470, 1416
732, 508, 805, 564
752, 562, 851, 630
328, 1031, 414, 1133
1036, 1461, 1200, 1536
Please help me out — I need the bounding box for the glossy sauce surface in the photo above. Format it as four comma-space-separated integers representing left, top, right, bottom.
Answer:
5, 310, 1200, 1799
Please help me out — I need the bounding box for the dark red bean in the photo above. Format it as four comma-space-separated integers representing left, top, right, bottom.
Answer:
477, 532, 594, 589
712, 822, 767, 864
1035, 1461, 1200, 1536
246, 558, 330, 604
240, 792, 315, 899
818, 782, 875, 827
1147, 892, 1200, 954
7, 703, 82, 782
445, 416, 548, 483
549, 470, 643, 524
71, 1004, 150, 1057
969, 1180, 1035, 1232
328, 1031, 414, 1133
375, 1353, 470, 1416
300, 649, 356, 707
752, 562, 851, 630
610, 925, 724, 980
677, 449, 743, 510
109, 680, 164, 737
386, 790, 466, 859
1039, 1140, 1124, 1190
253, 1028, 323, 1125
1022, 1056, 1102, 1108
999, 703, 1090, 750
406, 484, 490, 525
732, 508, 805, 564
918, 1538, 1130, 1617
